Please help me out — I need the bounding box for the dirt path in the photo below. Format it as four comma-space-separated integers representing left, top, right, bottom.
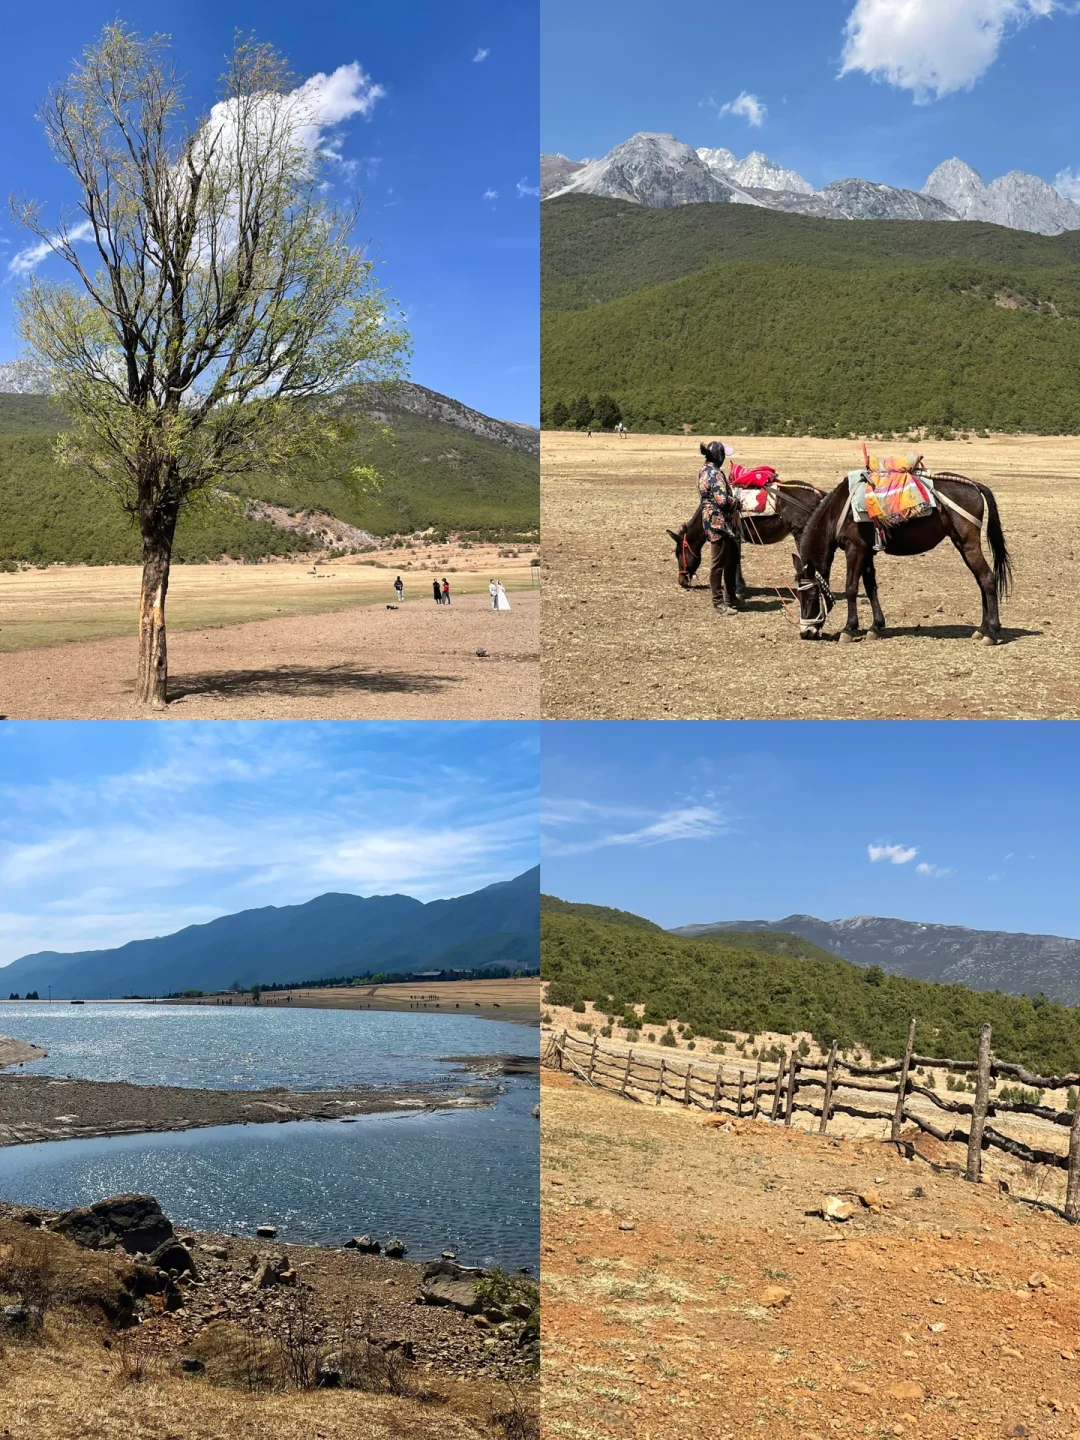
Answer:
0, 590, 539, 719
542, 1068, 1080, 1440
541, 432, 1080, 719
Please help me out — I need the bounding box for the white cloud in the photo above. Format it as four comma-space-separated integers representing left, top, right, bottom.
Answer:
868, 842, 918, 865
916, 862, 953, 878
483, 188, 498, 201
516, 178, 541, 198
473, 47, 490, 63
7, 219, 94, 278
545, 804, 727, 858
719, 91, 767, 127
1054, 167, 1080, 200
840, 0, 1063, 102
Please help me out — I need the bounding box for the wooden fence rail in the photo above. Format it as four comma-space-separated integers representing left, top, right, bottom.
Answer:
542, 1019, 1080, 1221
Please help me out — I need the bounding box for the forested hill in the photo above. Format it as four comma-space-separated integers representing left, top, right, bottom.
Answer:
541, 194, 1080, 436
539, 894, 664, 930
0, 387, 539, 566
540, 911, 1080, 1075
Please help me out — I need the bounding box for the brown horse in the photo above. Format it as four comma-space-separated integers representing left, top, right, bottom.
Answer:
792, 471, 1012, 643
667, 481, 823, 596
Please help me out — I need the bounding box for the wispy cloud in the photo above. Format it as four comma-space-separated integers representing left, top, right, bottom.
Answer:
473, 46, 491, 63
7, 219, 94, 278
1054, 167, 1080, 201
544, 800, 727, 858
916, 862, 953, 878
868, 842, 918, 865
483, 188, 498, 202
719, 90, 767, 127
516, 177, 541, 198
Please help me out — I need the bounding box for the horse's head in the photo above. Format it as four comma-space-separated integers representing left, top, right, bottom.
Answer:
667, 526, 702, 588
792, 551, 833, 638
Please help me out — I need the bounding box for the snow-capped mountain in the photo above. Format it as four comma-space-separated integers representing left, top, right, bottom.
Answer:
544, 133, 765, 209
542, 132, 1080, 234
698, 146, 814, 195
0, 360, 52, 394
923, 158, 1080, 236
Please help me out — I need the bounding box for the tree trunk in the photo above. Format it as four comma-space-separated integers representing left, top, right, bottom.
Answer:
136, 495, 180, 709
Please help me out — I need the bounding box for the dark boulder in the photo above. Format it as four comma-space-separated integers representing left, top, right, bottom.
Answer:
52, 1194, 174, 1254
344, 1234, 381, 1254
419, 1259, 487, 1314
150, 1239, 198, 1279
384, 1237, 407, 1259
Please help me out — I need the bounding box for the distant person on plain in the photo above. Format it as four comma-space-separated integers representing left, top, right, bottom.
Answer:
495, 580, 511, 611
442, 577, 451, 606
394, 576, 404, 603
489, 578, 498, 609
432, 577, 442, 604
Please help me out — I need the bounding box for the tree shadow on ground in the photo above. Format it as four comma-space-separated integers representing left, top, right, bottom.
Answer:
168, 663, 458, 701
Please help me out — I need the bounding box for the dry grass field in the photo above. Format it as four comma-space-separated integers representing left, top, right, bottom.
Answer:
542, 1066, 1080, 1440
541, 431, 1080, 719
0, 558, 539, 718
181, 977, 542, 1025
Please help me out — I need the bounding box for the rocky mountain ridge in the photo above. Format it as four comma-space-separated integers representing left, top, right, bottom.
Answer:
670, 913, 1080, 1004
543, 132, 1080, 235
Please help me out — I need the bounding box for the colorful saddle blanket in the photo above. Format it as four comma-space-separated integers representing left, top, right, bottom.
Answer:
848, 452, 936, 527
729, 462, 780, 516
730, 463, 778, 488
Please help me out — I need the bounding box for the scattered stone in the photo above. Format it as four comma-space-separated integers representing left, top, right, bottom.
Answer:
1028, 1272, 1049, 1289
52, 1193, 174, 1254
420, 1260, 486, 1313
255, 1224, 277, 1239
759, 1286, 791, 1309
179, 1356, 204, 1374
150, 1239, 198, 1279
384, 1237, 407, 1258
200, 1244, 228, 1261
859, 1189, 884, 1212
886, 1381, 925, 1402
618, 1221, 635, 1232
823, 1196, 854, 1223
344, 1235, 381, 1254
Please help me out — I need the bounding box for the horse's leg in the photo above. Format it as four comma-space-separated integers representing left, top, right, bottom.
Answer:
947, 519, 1002, 643
838, 538, 865, 641
863, 554, 887, 637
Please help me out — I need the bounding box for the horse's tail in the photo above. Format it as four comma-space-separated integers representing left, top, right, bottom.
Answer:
977, 483, 1012, 599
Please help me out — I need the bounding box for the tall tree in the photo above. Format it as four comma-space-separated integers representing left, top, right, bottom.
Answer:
13, 25, 408, 706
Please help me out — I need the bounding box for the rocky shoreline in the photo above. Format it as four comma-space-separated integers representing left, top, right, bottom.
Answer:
0, 1073, 491, 1148
0, 1194, 538, 1385
0, 1033, 47, 1067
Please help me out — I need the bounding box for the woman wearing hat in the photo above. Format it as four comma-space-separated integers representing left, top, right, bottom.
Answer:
697, 441, 741, 615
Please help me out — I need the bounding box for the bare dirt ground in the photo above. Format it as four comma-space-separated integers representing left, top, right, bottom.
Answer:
177, 977, 542, 1025
0, 587, 539, 720
542, 1066, 1080, 1440
541, 432, 1080, 719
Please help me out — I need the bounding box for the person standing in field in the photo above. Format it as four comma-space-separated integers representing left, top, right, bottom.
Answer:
432, 577, 442, 604
495, 580, 511, 611
441, 577, 451, 605
489, 578, 498, 610
394, 576, 404, 603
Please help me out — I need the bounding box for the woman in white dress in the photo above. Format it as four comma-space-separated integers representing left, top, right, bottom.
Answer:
495, 580, 511, 611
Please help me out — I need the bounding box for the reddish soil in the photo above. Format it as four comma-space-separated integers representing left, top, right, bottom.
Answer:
542, 1068, 1080, 1440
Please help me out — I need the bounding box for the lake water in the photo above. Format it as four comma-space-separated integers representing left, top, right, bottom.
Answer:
0, 1003, 539, 1270
0, 1002, 537, 1089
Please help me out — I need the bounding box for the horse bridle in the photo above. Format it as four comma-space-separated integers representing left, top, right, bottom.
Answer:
796, 568, 834, 627
678, 531, 699, 584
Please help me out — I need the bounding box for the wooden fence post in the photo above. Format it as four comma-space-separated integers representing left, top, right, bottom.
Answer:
558, 1029, 567, 1070
818, 1041, 837, 1135
965, 1023, 992, 1183
655, 1056, 665, 1105
751, 1061, 762, 1119
683, 1062, 692, 1107
891, 1018, 917, 1143
770, 1050, 786, 1122
620, 1049, 633, 1097
784, 1050, 798, 1127
588, 1035, 599, 1081
737, 1069, 746, 1119
711, 1066, 723, 1113
1065, 1089, 1080, 1222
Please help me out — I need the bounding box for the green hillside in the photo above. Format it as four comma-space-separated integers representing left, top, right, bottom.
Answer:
540, 894, 663, 931
541, 911, 1080, 1074
0, 393, 539, 567
541, 195, 1080, 436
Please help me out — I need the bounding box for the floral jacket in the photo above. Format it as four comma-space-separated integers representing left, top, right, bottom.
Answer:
697, 462, 739, 543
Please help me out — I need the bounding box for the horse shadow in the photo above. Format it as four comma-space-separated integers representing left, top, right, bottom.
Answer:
168, 663, 458, 702
844, 623, 1043, 645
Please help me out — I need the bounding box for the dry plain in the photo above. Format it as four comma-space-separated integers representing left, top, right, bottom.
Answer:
542, 1065, 1080, 1440
541, 431, 1080, 719
0, 547, 539, 719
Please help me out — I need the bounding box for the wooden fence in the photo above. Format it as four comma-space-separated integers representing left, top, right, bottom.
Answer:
542, 1019, 1080, 1221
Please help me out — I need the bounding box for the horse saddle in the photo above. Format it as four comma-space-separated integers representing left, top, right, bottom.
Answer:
848, 453, 936, 527
734, 485, 779, 517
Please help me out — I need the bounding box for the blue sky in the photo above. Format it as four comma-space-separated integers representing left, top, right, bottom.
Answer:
542, 0, 1080, 198
0, 0, 538, 423
0, 721, 539, 967
542, 722, 1080, 938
